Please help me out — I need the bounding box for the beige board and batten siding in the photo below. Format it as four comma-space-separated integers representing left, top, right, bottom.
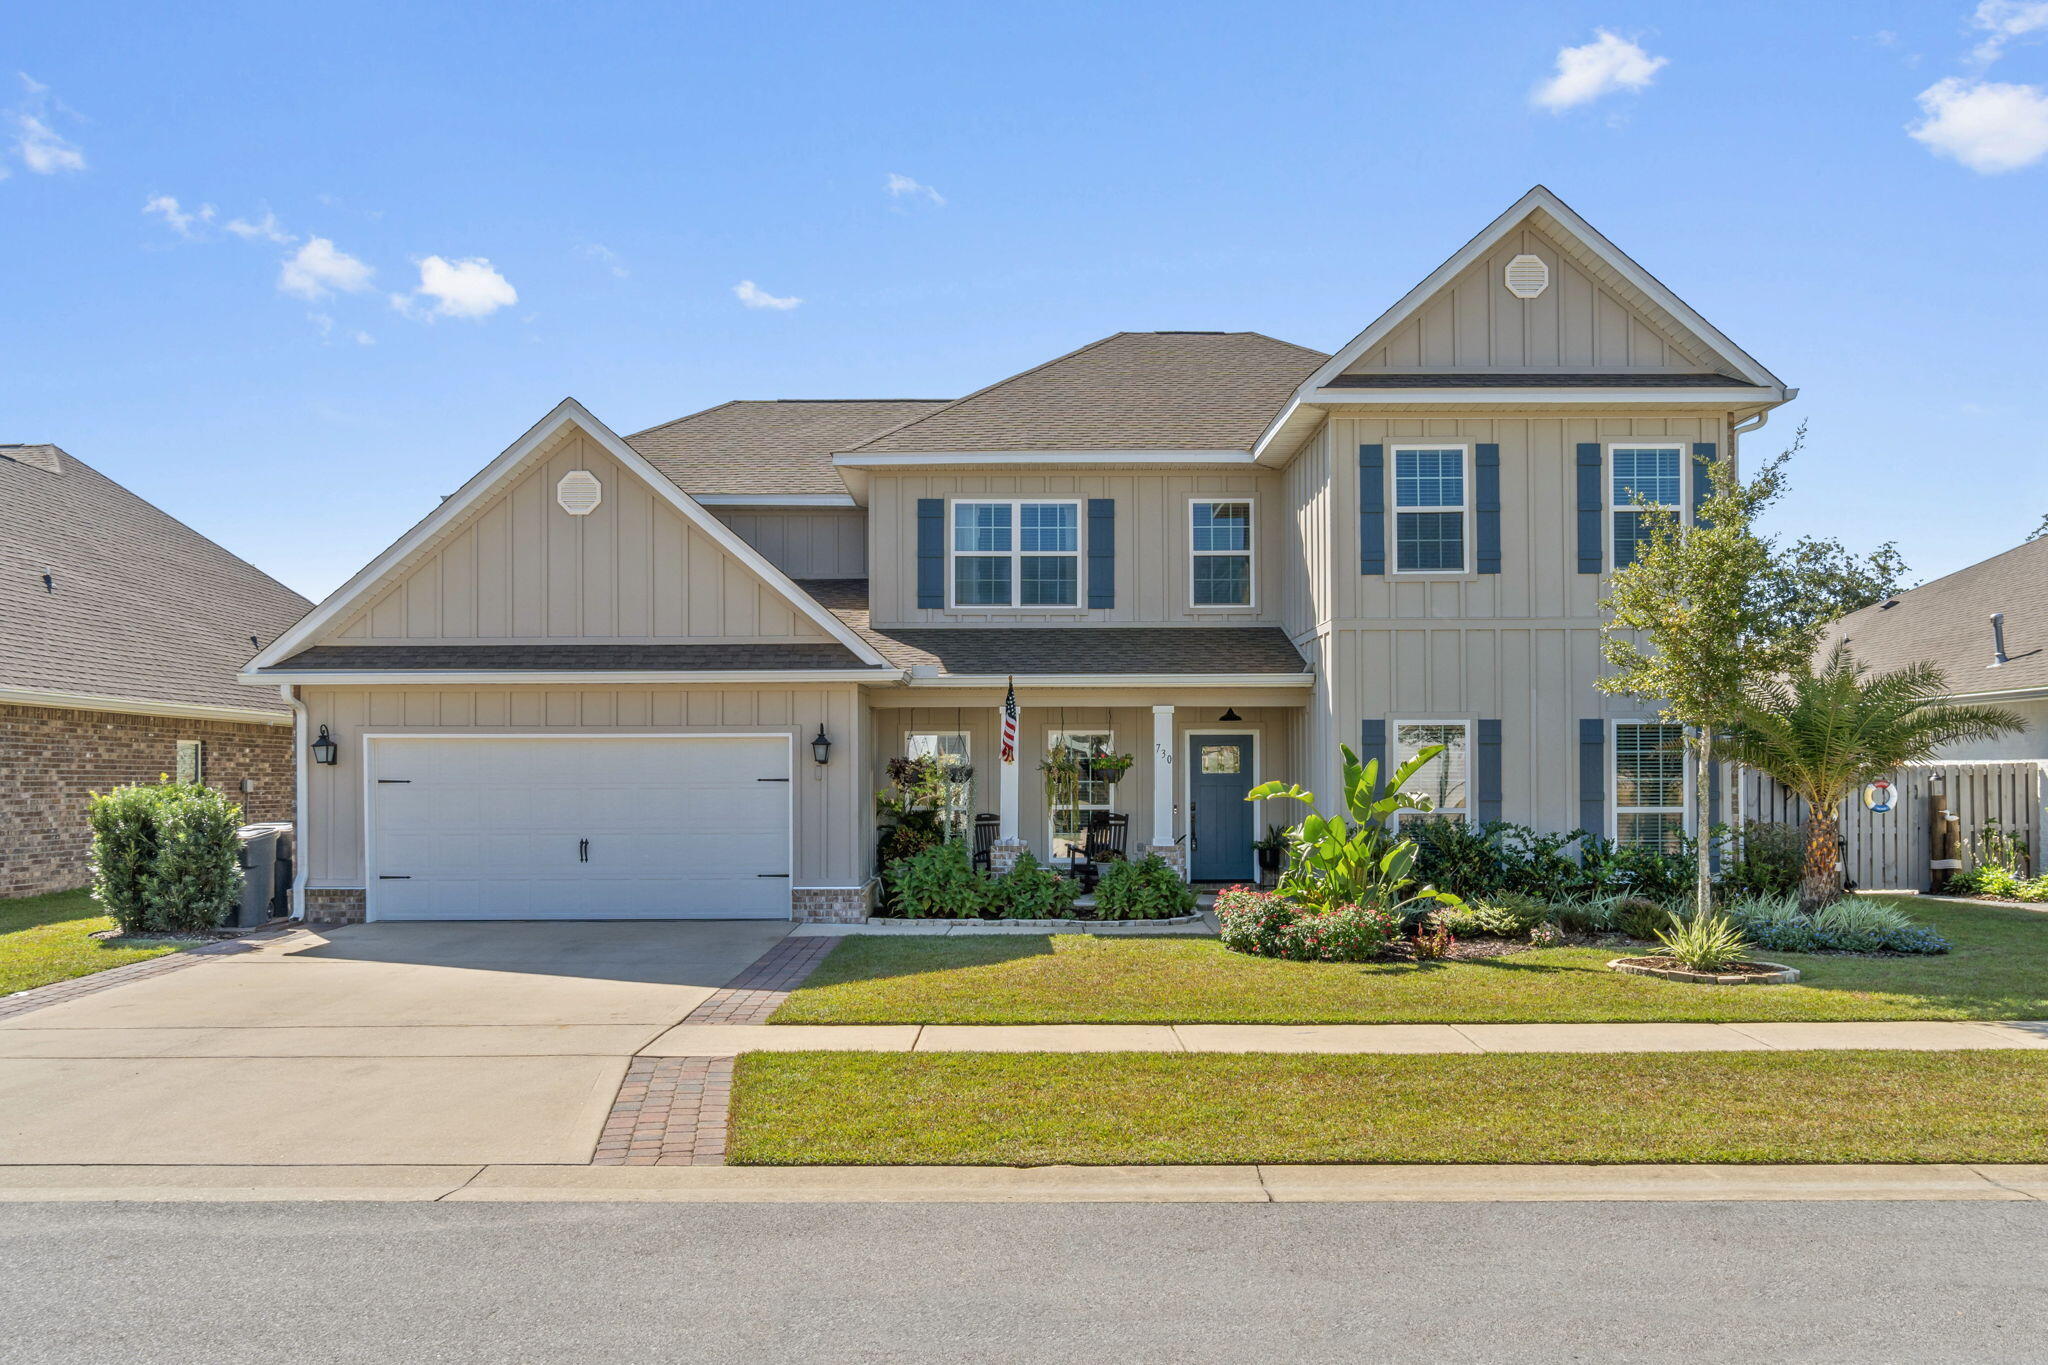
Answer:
326, 430, 830, 644
1343, 222, 1725, 374
296, 684, 868, 894
865, 470, 1283, 627
712, 507, 868, 579
1285, 411, 1732, 831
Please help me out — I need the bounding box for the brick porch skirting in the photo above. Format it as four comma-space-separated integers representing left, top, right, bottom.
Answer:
304, 889, 367, 924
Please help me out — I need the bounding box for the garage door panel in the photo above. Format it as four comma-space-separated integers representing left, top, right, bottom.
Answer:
367, 736, 791, 921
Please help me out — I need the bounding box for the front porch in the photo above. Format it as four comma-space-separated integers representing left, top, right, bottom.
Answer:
865, 685, 1310, 885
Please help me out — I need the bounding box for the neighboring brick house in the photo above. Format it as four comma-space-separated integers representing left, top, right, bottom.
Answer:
1, 443, 312, 897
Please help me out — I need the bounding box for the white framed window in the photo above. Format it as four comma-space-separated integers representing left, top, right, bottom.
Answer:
1391, 445, 1469, 574
1613, 721, 1688, 851
1392, 721, 1470, 823
950, 499, 1081, 608
904, 731, 973, 834
1188, 499, 1254, 607
1046, 729, 1116, 858
175, 739, 204, 785
1609, 444, 1685, 570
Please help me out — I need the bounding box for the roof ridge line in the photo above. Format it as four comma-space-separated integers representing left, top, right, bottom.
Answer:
839, 333, 1136, 453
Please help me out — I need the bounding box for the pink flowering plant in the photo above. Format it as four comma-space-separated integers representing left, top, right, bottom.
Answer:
1214, 886, 1403, 963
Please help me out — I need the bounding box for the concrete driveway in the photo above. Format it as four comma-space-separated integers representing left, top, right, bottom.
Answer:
0, 921, 789, 1166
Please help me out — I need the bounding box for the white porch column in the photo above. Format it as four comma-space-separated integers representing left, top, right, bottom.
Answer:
998, 703, 1022, 842
1150, 705, 1176, 844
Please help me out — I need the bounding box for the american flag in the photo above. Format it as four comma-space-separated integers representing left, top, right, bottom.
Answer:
1000, 678, 1018, 764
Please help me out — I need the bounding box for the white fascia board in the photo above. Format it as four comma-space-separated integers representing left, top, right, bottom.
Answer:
242, 669, 903, 687
1256, 187, 1787, 460
1939, 684, 2048, 704
1304, 386, 1781, 405
2, 684, 293, 726
832, 449, 1253, 467
247, 398, 893, 672
904, 672, 1316, 689
692, 494, 858, 507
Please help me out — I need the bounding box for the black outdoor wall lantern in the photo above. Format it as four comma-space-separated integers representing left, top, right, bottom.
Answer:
811, 724, 833, 766
310, 724, 339, 766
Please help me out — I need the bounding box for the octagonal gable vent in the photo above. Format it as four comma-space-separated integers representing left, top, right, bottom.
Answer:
556, 470, 603, 515
1504, 254, 1550, 300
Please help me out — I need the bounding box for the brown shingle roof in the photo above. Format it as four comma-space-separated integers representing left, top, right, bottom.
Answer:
624, 399, 948, 496
1824, 537, 2048, 697
795, 580, 1307, 676
1, 444, 312, 715
845, 332, 1328, 454
266, 643, 872, 672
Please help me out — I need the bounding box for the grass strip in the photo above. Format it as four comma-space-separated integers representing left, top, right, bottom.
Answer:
0, 888, 182, 996
729, 1049, 2048, 1166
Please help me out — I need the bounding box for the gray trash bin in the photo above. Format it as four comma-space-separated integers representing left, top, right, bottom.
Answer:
229, 823, 293, 928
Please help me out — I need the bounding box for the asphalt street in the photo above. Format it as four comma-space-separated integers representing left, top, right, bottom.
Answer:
6, 1200, 2047, 1363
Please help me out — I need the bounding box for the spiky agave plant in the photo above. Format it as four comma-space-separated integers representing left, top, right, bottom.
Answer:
1720, 642, 2025, 911
1653, 911, 1753, 973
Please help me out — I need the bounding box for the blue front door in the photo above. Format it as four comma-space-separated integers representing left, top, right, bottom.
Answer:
1189, 734, 1255, 882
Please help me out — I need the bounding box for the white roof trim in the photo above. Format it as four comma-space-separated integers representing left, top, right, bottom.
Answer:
1256, 186, 1785, 457
692, 494, 858, 507
833, 449, 1253, 467
904, 672, 1316, 689
242, 669, 900, 686
1304, 386, 1776, 405
2, 684, 292, 726
245, 398, 892, 672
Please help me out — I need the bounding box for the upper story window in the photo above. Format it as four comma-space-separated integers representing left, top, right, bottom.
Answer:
1190, 500, 1253, 607
1614, 720, 1687, 850
951, 500, 1080, 608
1392, 445, 1468, 574
1393, 721, 1469, 823
1610, 444, 1684, 569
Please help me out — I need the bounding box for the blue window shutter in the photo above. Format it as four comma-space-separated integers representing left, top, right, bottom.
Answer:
1359, 718, 1387, 784
1578, 719, 1606, 836
1475, 443, 1502, 574
1476, 719, 1503, 824
1691, 442, 1717, 528
1087, 497, 1115, 609
916, 498, 944, 609
1576, 443, 1603, 574
1359, 444, 1386, 575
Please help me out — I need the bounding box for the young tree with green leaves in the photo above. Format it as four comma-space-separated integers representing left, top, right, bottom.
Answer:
1596, 426, 1897, 916
1720, 644, 2024, 909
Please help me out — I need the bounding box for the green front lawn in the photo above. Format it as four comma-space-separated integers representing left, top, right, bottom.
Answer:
730, 1049, 2048, 1165
772, 899, 2048, 1024
0, 888, 184, 996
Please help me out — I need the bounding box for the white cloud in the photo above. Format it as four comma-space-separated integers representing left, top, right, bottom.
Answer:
351, 329, 374, 346
1971, 1, 2048, 63
1909, 76, 2048, 171
402, 255, 518, 319
226, 209, 293, 244
578, 242, 629, 278
143, 195, 214, 237
733, 279, 801, 310
1533, 30, 1668, 111
885, 172, 945, 206
278, 236, 376, 299
15, 113, 85, 173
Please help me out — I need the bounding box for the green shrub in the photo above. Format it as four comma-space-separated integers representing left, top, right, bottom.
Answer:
1653, 911, 1752, 972
1214, 887, 1401, 962
1431, 891, 1551, 940
1550, 894, 1624, 934
1723, 821, 1804, 899
1403, 816, 1509, 898
883, 840, 988, 919
88, 780, 241, 935
1215, 886, 1296, 955
1093, 853, 1196, 920
1613, 895, 1673, 942
1719, 894, 1949, 954
988, 851, 1080, 920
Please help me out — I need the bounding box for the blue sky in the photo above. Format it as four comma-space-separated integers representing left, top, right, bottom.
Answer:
5, 2, 2047, 600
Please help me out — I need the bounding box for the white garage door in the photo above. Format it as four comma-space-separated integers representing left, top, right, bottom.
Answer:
366, 736, 792, 921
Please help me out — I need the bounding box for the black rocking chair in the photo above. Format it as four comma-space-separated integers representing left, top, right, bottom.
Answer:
970, 813, 1001, 872
1070, 813, 1129, 891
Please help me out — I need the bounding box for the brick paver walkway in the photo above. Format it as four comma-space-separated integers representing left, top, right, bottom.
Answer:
675, 934, 839, 1026
0, 935, 272, 1023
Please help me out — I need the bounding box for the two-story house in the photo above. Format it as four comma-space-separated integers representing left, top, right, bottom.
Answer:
243, 187, 1792, 924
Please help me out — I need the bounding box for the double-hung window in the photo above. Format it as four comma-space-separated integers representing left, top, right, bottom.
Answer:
1047, 729, 1116, 857
1190, 500, 1253, 606
175, 739, 204, 785
1392, 446, 1468, 573
951, 500, 1080, 607
1392, 721, 1470, 823
1610, 444, 1684, 569
1613, 721, 1687, 851
904, 731, 972, 835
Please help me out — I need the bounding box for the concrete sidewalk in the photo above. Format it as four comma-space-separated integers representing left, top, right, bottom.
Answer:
639, 1018, 2048, 1056
3, 1161, 2046, 1203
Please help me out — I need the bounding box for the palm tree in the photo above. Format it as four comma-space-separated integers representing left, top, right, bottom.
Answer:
1720, 642, 2026, 911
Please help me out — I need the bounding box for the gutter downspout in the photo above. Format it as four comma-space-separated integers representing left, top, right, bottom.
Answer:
279, 684, 308, 922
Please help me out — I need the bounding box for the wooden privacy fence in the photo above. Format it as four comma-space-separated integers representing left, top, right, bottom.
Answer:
1739, 760, 2047, 891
